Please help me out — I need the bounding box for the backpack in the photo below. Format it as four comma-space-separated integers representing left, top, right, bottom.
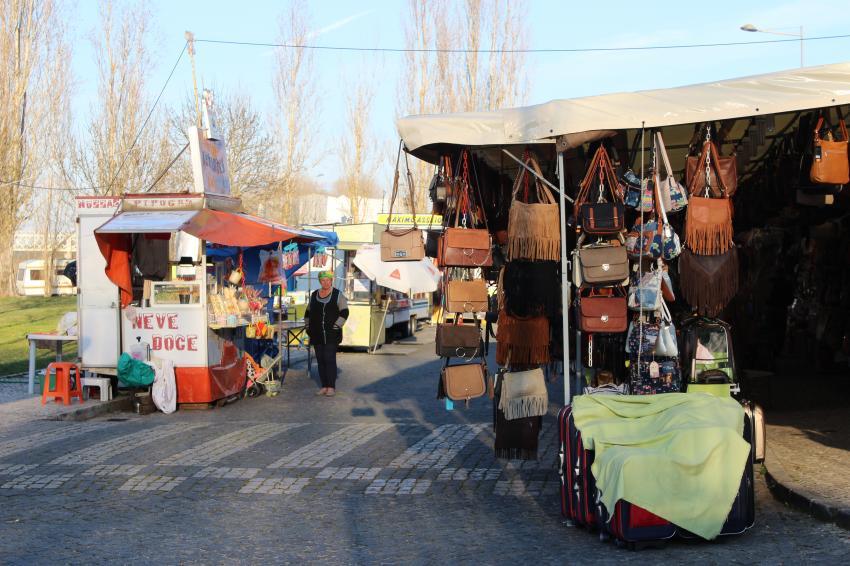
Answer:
679, 317, 737, 389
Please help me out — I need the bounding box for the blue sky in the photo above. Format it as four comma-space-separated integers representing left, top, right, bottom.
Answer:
69, 0, 850, 190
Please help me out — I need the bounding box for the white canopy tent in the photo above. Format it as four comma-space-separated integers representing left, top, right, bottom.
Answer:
396, 61, 850, 404
398, 62, 850, 160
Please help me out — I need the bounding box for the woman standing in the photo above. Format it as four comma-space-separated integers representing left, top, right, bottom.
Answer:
304, 271, 349, 396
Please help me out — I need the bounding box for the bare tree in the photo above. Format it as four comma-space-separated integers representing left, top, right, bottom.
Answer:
164, 88, 279, 201
271, 0, 319, 224
337, 80, 380, 223
399, 0, 528, 208
71, 1, 172, 196
0, 0, 71, 295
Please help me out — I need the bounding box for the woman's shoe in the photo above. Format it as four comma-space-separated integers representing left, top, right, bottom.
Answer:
315, 388, 327, 396
324, 388, 336, 397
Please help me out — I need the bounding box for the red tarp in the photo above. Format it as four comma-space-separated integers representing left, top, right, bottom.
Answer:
94, 209, 319, 306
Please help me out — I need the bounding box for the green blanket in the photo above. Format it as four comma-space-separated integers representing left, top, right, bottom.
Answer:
572, 393, 750, 540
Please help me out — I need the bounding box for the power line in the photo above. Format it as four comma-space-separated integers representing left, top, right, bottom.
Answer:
2, 43, 188, 194
195, 33, 850, 54
105, 41, 188, 192
144, 142, 189, 193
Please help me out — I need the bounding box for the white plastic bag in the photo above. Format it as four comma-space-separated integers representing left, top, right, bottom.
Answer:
151, 359, 177, 414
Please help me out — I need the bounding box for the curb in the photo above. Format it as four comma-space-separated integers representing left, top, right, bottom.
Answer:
48, 396, 134, 422
764, 446, 850, 531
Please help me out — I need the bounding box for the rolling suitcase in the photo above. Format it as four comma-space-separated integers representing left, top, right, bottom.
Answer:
679, 409, 756, 539
598, 499, 677, 549
558, 405, 597, 528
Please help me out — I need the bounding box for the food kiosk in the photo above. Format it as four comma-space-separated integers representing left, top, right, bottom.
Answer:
77, 192, 320, 404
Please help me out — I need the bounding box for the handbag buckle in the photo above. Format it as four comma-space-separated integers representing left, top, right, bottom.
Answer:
601, 315, 609, 323
602, 263, 610, 271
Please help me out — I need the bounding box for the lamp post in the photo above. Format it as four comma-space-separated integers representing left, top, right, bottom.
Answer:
740, 23, 804, 67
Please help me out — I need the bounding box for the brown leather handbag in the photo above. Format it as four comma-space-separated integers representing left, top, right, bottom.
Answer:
439, 227, 492, 267
381, 145, 425, 262
575, 146, 626, 236
446, 279, 488, 313
578, 289, 628, 333
441, 362, 487, 402
507, 155, 560, 261
381, 229, 425, 261
686, 139, 738, 197
810, 115, 850, 185
435, 323, 481, 358
685, 196, 733, 255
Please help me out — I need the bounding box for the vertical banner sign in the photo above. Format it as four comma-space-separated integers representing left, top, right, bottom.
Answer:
188, 125, 231, 195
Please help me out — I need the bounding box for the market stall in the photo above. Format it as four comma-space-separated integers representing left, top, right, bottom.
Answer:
79, 192, 322, 405
396, 61, 850, 543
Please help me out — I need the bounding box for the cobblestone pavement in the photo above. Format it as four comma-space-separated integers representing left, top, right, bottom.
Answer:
2, 335, 850, 564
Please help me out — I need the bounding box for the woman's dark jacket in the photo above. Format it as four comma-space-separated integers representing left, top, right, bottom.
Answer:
304, 288, 349, 345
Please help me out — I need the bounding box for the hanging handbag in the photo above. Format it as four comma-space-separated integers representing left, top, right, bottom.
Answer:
628, 269, 663, 312
575, 146, 625, 236
810, 114, 850, 185
496, 310, 550, 365
436, 322, 482, 358
654, 171, 682, 260
576, 244, 629, 286
678, 247, 739, 317
507, 155, 560, 261
501, 260, 559, 317
439, 227, 492, 267
445, 279, 488, 313
381, 145, 424, 262
623, 173, 654, 213
439, 152, 493, 267
686, 136, 738, 197
655, 132, 688, 212
685, 195, 733, 255
498, 368, 548, 420
578, 288, 628, 333
625, 319, 660, 355
441, 362, 487, 402
654, 300, 678, 357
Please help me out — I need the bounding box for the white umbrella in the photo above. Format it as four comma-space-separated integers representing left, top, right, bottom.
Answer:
352, 244, 441, 294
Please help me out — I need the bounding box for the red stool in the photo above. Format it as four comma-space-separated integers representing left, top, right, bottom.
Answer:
42, 362, 84, 405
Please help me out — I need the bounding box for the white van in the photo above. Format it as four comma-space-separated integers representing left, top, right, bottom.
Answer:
15, 259, 75, 296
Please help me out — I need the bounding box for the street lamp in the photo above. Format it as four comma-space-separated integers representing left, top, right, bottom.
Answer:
740, 23, 804, 67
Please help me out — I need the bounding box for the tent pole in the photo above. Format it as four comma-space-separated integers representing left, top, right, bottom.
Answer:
557, 149, 571, 405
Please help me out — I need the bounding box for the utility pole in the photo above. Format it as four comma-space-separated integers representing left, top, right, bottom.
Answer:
185, 31, 202, 127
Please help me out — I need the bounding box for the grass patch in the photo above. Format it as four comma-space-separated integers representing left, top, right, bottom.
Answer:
0, 296, 77, 377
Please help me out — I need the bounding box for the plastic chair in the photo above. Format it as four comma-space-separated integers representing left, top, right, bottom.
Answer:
42, 362, 84, 405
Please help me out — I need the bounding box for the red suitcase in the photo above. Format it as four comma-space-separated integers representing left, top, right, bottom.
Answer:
558, 405, 597, 528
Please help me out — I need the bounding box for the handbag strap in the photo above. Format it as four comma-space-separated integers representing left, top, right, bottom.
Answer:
686, 127, 729, 197
656, 131, 675, 179
386, 140, 403, 228
576, 146, 620, 210
814, 112, 849, 143
511, 154, 556, 206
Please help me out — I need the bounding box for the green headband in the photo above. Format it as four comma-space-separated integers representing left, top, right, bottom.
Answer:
318, 271, 333, 280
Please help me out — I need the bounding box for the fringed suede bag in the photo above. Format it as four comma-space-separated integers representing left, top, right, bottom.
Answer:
685, 131, 735, 255
498, 368, 548, 421
685, 196, 733, 255
678, 247, 739, 317
501, 260, 559, 317
507, 156, 560, 261
496, 310, 550, 366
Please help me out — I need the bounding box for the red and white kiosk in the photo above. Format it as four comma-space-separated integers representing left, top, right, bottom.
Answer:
75, 191, 319, 404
